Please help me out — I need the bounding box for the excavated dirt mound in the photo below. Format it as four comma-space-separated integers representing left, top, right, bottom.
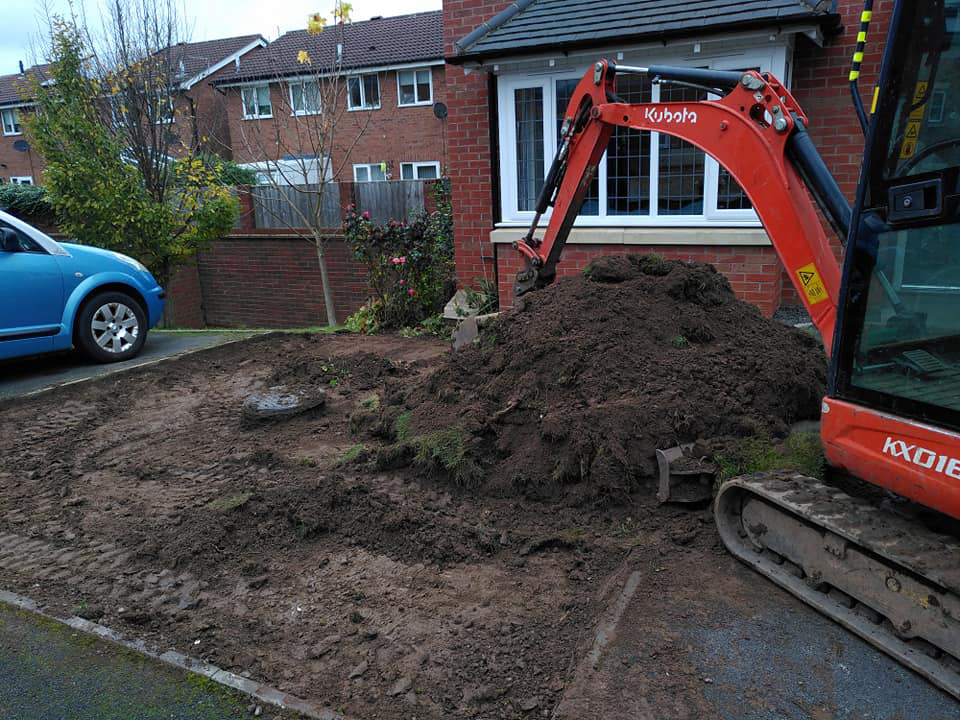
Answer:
396, 256, 827, 503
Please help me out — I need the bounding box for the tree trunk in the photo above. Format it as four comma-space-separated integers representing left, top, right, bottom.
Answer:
315, 240, 339, 326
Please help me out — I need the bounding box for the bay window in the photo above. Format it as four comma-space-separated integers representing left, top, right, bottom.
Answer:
497, 45, 786, 226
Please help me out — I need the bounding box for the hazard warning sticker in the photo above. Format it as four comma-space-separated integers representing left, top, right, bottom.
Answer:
796, 263, 829, 305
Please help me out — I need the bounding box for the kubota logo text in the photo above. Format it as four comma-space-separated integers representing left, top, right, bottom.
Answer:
882, 437, 960, 479
644, 107, 698, 124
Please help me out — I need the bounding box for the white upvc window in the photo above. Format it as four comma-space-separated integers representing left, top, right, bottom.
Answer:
397, 68, 432, 106
400, 161, 440, 180
241, 85, 273, 119
290, 80, 321, 115
2, 108, 22, 136
347, 73, 380, 110
497, 44, 787, 227
10, 176, 33, 185
155, 91, 175, 124
353, 163, 387, 182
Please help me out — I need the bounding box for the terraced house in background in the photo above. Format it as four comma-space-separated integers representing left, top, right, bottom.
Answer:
0, 63, 51, 186
211, 11, 447, 185
0, 35, 267, 186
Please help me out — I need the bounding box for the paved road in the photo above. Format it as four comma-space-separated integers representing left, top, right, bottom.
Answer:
0, 602, 268, 720
0, 332, 241, 400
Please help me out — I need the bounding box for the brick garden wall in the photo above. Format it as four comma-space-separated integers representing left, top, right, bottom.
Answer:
445, 0, 893, 316
166, 232, 369, 328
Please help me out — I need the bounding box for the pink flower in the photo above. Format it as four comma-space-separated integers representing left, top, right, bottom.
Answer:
398, 279, 405, 285
398, 256, 407, 264
408, 289, 415, 296
362, 211, 371, 219
391, 257, 401, 264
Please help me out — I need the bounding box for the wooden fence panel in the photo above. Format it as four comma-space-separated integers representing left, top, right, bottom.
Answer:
355, 180, 426, 224
251, 183, 341, 229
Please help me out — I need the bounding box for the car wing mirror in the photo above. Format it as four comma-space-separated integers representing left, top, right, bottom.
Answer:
0, 228, 20, 252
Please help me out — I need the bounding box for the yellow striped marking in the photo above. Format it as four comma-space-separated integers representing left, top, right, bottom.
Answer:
871, 86, 879, 113
857, 31, 867, 42
853, 51, 864, 63
849, 70, 860, 81
862, 10, 873, 21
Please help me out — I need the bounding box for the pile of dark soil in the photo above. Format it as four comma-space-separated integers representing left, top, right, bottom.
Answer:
388, 255, 827, 503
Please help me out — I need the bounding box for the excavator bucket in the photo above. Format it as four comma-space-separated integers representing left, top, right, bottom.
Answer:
655, 444, 715, 504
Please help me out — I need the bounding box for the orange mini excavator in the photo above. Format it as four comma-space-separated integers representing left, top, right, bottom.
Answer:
512, 0, 960, 698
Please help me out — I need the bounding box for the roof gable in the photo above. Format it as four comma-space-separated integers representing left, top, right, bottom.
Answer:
452, 0, 838, 63
213, 11, 443, 85
0, 64, 51, 107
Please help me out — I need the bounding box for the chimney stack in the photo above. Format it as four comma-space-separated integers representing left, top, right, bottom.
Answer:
19, 60, 25, 74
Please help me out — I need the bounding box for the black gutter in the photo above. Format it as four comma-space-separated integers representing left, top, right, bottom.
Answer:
454, 0, 538, 56
447, 13, 841, 65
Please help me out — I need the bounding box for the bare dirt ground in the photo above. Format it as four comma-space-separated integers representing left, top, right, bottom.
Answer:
0, 331, 755, 719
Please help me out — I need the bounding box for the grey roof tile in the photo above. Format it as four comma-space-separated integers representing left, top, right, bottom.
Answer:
213, 11, 443, 85
453, 0, 838, 61
0, 64, 51, 106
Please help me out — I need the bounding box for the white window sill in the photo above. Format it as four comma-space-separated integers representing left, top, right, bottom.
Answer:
490, 226, 771, 246
242, 114, 273, 120
348, 105, 381, 112
398, 100, 433, 108
291, 111, 321, 117
2, 131, 22, 137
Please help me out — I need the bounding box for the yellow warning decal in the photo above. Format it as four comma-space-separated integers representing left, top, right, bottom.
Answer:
797, 263, 829, 306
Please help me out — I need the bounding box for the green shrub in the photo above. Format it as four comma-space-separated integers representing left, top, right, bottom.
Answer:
343, 180, 455, 329
0, 184, 54, 219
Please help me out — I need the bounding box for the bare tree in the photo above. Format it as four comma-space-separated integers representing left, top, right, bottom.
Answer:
234, 2, 377, 326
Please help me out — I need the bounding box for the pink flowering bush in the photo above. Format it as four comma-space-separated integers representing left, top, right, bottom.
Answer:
343, 181, 454, 330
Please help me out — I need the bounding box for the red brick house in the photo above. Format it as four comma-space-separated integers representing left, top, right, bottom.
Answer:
444, 0, 889, 316
211, 11, 448, 185
0, 64, 51, 185
0, 36, 266, 185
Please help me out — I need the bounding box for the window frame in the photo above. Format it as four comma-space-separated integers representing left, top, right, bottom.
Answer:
289, 79, 322, 116
400, 161, 440, 180
353, 163, 388, 183
495, 44, 787, 227
10, 177, 33, 185
241, 84, 273, 119
397, 68, 433, 107
1, 108, 22, 136
347, 73, 381, 111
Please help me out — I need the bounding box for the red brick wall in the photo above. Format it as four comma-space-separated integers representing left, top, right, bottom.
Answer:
225, 65, 448, 181
444, 0, 511, 290
445, 0, 892, 315
167, 232, 369, 328
0, 106, 44, 184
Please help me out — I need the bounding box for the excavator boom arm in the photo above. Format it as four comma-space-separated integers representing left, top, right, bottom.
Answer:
514, 61, 844, 355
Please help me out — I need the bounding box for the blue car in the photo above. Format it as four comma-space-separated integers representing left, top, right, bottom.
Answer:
0, 210, 165, 363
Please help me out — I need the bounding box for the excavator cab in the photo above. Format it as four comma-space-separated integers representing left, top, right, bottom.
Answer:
834, 0, 960, 428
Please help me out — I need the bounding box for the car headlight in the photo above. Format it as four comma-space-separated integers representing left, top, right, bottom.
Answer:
111, 251, 149, 273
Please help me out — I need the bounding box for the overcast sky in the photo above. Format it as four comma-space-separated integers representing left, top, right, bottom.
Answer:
1, 0, 443, 75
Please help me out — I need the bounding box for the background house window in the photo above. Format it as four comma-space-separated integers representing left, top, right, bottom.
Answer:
155, 92, 175, 124
10, 177, 33, 185
354, 163, 387, 182
348, 74, 380, 110
397, 69, 432, 106
2, 109, 22, 136
241, 85, 272, 118
400, 161, 440, 180
497, 49, 782, 226
290, 80, 321, 115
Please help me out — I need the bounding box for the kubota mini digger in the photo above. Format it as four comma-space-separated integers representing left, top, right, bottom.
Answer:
511, 0, 960, 698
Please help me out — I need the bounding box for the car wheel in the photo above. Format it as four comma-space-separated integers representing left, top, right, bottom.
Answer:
76, 291, 148, 363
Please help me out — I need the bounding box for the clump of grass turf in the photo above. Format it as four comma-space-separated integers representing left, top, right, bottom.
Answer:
394, 412, 413, 442
360, 394, 381, 410
205, 493, 253, 512
409, 427, 482, 487
716, 431, 824, 482
337, 443, 370, 467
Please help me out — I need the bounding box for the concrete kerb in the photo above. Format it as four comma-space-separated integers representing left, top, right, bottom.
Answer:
0, 589, 346, 720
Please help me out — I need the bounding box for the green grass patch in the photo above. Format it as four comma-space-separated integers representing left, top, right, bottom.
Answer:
410, 427, 481, 486
337, 444, 370, 466
205, 493, 253, 512
394, 412, 413, 442
360, 394, 381, 410
716, 431, 824, 482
